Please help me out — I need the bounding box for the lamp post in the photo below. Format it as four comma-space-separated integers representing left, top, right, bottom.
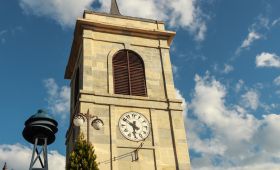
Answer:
22, 109, 58, 170
73, 109, 104, 143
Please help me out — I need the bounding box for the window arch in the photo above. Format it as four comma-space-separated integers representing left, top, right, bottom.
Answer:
113, 50, 147, 96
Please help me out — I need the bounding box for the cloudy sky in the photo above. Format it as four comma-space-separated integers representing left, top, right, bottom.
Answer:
0, 0, 280, 169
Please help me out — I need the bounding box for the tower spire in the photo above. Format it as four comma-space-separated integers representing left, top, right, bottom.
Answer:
110, 0, 121, 15
2, 162, 7, 170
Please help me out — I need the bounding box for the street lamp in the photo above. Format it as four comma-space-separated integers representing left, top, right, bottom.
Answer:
22, 109, 58, 170
73, 109, 104, 143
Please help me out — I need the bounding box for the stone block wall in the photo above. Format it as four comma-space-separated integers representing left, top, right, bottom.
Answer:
65, 11, 190, 170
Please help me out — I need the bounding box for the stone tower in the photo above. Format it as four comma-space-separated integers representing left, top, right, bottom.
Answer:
65, 7, 191, 170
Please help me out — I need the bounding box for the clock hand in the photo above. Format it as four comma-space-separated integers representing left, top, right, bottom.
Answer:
132, 121, 140, 130
124, 119, 132, 126
132, 129, 137, 139
124, 119, 138, 139
125, 120, 140, 130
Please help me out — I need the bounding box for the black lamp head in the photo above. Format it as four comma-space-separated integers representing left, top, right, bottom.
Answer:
22, 109, 58, 145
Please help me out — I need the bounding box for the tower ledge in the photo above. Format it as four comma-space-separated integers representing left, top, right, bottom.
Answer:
64, 10, 175, 79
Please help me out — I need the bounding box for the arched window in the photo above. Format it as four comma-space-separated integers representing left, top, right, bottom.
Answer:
113, 50, 147, 96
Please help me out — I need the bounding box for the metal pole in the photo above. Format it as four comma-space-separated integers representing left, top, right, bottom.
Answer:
29, 138, 38, 170
44, 138, 48, 170
35, 148, 44, 167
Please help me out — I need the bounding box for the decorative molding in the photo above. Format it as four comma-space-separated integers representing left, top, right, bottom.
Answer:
65, 14, 175, 79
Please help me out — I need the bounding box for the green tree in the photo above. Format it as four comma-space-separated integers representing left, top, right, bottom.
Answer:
68, 134, 99, 170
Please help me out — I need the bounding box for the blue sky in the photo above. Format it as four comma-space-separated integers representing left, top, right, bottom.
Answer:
0, 0, 280, 169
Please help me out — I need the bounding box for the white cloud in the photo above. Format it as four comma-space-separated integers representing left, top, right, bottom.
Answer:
193, 163, 280, 170
0, 144, 65, 170
235, 79, 244, 93
183, 73, 280, 169
0, 27, 23, 44
257, 114, 280, 153
241, 31, 262, 49
184, 52, 207, 62
235, 31, 262, 54
20, 0, 209, 41
194, 21, 207, 41
213, 64, 234, 74
11, 26, 24, 35
235, 16, 270, 54
272, 18, 280, 26
190, 74, 258, 142
222, 64, 234, 74
19, 0, 94, 27
116, 0, 209, 41
256, 52, 280, 68
175, 89, 187, 118
44, 78, 70, 120
254, 15, 270, 30
273, 76, 280, 86
236, 15, 280, 55
241, 90, 259, 110
172, 64, 179, 78
0, 30, 7, 44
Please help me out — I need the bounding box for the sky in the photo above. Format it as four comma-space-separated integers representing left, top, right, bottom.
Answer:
0, 0, 280, 169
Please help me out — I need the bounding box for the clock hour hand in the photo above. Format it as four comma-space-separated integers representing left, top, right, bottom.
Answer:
125, 120, 139, 130
132, 129, 137, 139
132, 121, 140, 131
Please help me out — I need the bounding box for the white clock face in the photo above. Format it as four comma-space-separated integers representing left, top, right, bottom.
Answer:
118, 112, 150, 142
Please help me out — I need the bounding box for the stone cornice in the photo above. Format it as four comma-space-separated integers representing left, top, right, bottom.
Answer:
64, 18, 175, 79
83, 10, 165, 24
79, 90, 183, 111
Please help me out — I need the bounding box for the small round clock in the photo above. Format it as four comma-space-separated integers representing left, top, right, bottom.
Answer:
118, 112, 150, 142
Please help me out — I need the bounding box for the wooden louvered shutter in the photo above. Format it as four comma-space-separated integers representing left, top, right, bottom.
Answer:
128, 51, 147, 96
113, 50, 147, 96
113, 51, 130, 95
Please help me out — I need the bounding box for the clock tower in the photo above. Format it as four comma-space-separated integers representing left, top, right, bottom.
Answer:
65, 2, 191, 169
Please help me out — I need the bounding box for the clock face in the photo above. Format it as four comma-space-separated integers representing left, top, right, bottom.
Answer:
118, 112, 150, 142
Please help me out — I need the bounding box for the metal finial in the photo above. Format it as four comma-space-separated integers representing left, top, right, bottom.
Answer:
110, 0, 121, 15
2, 162, 7, 170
